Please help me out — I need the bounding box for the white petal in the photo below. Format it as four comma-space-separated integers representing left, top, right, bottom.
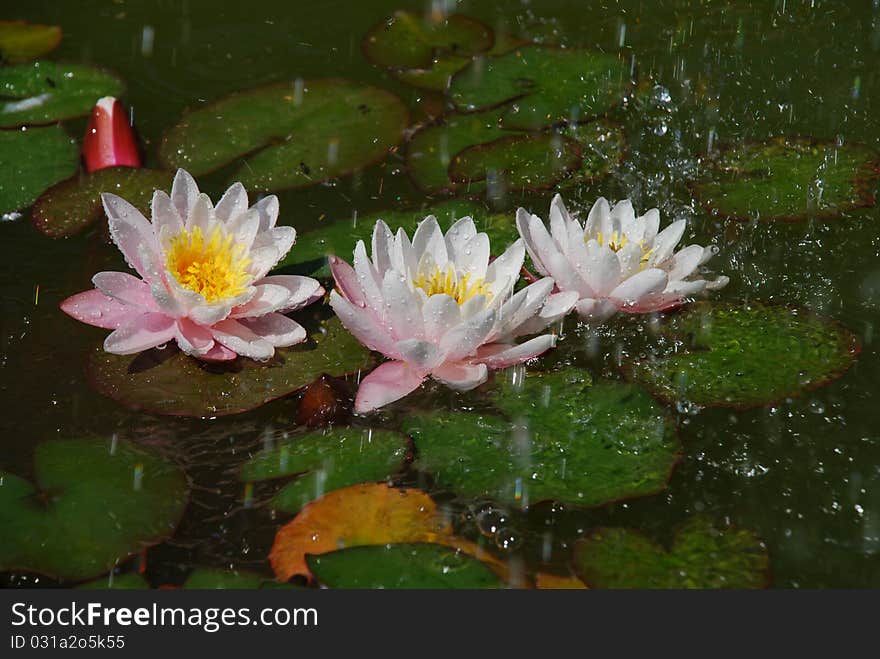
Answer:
150, 190, 183, 237
186, 193, 214, 233
412, 215, 447, 267
381, 268, 424, 340
575, 298, 618, 323
457, 233, 490, 279
170, 169, 199, 220
422, 293, 461, 343
610, 268, 669, 306
549, 194, 570, 251
371, 219, 395, 275
650, 219, 687, 265
396, 338, 444, 371
439, 307, 497, 361
582, 240, 621, 297
444, 216, 477, 261
253, 195, 279, 231
475, 335, 555, 369
584, 197, 611, 239
215, 182, 248, 224
516, 207, 549, 276
431, 362, 488, 391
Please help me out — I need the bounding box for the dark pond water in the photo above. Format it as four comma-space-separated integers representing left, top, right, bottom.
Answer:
2, 0, 880, 588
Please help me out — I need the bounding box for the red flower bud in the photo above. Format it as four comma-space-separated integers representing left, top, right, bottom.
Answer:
81, 96, 141, 172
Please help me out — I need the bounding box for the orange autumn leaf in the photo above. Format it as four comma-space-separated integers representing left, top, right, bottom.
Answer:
534, 572, 588, 589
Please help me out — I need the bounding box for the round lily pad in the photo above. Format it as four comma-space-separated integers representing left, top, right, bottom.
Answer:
32, 167, 172, 238
406, 108, 624, 194
308, 543, 504, 589
273, 199, 518, 275
0, 61, 124, 127
450, 44, 629, 130
449, 133, 582, 190
86, 317, 373, 418
0, 125, 78, 216
158, 79, 408, 193
181, 568, 296, 589
627, 302, 860, 409
0, 21, 62, 64
239, 427, 410, 513
0, 437, 188, 582
77, 573, 150, 589
403, 368, 681, 508
693, 137, 880, 221
573, 517, 770, 589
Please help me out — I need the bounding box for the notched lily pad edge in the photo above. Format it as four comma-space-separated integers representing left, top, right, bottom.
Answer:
156, 77, 411, 191
621, 300, 862, 411
691, 136, 880, 222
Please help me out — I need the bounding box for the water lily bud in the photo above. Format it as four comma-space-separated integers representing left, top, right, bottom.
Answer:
82, 96, 141, 172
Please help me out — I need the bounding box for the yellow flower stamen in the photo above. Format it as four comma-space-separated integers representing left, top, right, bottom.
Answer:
413, 265, 491, 305
164, 225, 251, 302
593, 230, 654, 268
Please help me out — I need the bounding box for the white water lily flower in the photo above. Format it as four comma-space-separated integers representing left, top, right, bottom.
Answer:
329, 216, 578, 413
61, 169, 324, 361
517, 195, 729, 323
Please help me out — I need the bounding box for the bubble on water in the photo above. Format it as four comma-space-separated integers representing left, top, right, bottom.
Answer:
494, 526, 521, 551
475, 505, 508, 537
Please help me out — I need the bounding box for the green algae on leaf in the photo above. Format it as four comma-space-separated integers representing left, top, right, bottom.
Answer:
0, 438, 188, 582
0, 61, 124, 127
158, 79, 408, 192
86, 317, 372, 418
0, 125, 78, 216
450, 45, 629, 131
239, 427, 410, 513
0, 21, 62, 64
32, 168, 172, 238
573, 517, 770, 589
308, 543, 504, 589
693, 137, 880, 221
404, 368, 680, 508
628, 302, 860, 409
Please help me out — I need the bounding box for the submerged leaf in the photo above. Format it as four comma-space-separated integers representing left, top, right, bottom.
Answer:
0, 125, 78, 216
0, 21, 62, 64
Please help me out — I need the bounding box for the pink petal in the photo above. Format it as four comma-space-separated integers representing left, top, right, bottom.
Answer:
170, 169, 199, 221
102, 192, 161, 282
475, 335, 556, 369
431, 361, 488, 391
329, 255, 366, 307
253, 195, 279, 231
439, 307, 497, 362
60, 289, 146, 330
210, 318, 274, 360
174, 317, 214, 356
199, 343, 238, 361
214, 182, 248, 224
371, 219, 395, 274
151, 190, 184, 238
355, 361, 426, 413
91, 271, 157, 309
81, 96, 141, 172
104, 312, 176, 355
575, 298, 618, 324
329, 291, 399, 358
239, 313, 306, 347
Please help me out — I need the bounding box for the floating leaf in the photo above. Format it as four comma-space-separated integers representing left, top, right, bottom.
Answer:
182, 568, 296, 589
86, 317, 372, 417
158, 79, 408, 192
364, 12, 493, 92
627, 302, 860, 409
0, 438, 188, 581
77, 573, 150, 589
404, 368, 680, 508
533, 572, 588, 589
449, 133, 582, 190
308, 543, 504, 589
693, 137, 880, 221
0, 21, 62, 64
406, 108, 624, 194
0, 61, 124, 127
450, 45, 629, 130
32, 168, 172, 238
270, 483, 452, 581
0, 125, 78, 216
573, 517, 770, 588
239, 427, 410, 513
273, 199, 518, 274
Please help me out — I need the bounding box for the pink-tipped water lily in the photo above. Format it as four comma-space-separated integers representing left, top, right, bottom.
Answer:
81, 96, 141, 172
61, 169, 324, 361
329, 216, 578, 413
517, 195, 729, 323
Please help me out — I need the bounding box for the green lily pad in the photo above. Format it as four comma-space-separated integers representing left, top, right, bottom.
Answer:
0, 438, 188, 582
274, 199, 518, 275
0, 125, 78, 216
307, 543, 504, 589
32, 168, 172, 238
239, 427, 410, 513
449, 132, 582, 190
693, 137, 880, 221
573, 517, 770, 589
403, 368, 680, 508
627, 302, 860, 409
77, 573, 150, 589
0, 61, 124, 128
86, 317, 373, 418
182, 568, 297, 589
158, 79, 408, 192
0, 21, 62, 64
394, 56, 475, 92
449, 45, 629, 131
406, 107, 624, 194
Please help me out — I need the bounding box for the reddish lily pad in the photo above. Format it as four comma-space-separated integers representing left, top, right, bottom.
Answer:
0, 21, 62, 64
0, 124, 78, 216
450, 44, 629, 130
0, 438, 188, 582
573, 517, 770, 589
158, 79, 408, 193
0, 61, 124, 127
403, 368, 680, 508
627, 302, 860, 409
693, 137, 880, 221
308, 543, 504, 589
32, 168, 172, 238
86, 317, 372, 418
239, 427, 410, 513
